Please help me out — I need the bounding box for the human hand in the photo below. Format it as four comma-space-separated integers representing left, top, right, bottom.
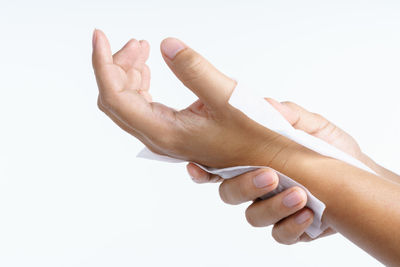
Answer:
187, 99, 368, 244
92, 29, 302, 169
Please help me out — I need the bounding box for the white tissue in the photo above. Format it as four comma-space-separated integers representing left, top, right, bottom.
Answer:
137, 82, 375, 238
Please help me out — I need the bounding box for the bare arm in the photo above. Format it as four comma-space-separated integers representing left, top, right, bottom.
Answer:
257, 141, 400, 266
188, 99, 400, 247
92, 29, 400, 266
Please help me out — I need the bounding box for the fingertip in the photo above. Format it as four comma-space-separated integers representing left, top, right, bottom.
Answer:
127, 38, 139, 46
266, 98, 298, 125
140, 40, 151, 60
92, 28, 113, 66
186, 163, 209, 183
265, 98, 288, 113
271, 207, 314, 245
93, 28, 106, 46
263, 167, 279, 181
282, 186, 308, 209
140, 39, 150, 49
252, 168, 279, 189
268, 170, 280, 190
265, 97, 281, 107
92, 28, 98, 49
293, 187, 308, 207
186, 162, 196, 177
94, 28, 103, 35
160, 37, 187, 60
245, 205, 259, 227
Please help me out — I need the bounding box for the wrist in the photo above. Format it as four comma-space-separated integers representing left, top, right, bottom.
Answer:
254, 133, 322, 178
254, 134, 344, 202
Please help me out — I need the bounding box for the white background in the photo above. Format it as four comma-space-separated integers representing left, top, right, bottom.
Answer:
1, 0, 399, 266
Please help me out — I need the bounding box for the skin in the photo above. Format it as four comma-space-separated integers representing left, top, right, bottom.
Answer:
92, 29, 400, 266
93, 30, 287, 168
187, 99, 400, 244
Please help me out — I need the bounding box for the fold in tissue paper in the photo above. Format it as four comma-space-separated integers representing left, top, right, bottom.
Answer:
137, 82, 375, 238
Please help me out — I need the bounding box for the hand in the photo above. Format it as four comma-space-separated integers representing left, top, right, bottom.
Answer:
92, 30, 400, 265
92, 29, 301, 169
187, 99, 368, 244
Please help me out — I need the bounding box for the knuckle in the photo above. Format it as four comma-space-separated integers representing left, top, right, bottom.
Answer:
127, 38, 139, 47
272, 193, 284, 212
271, 227, 285, 244
282, 100, 294, 106
218, 183, 232, 204
237, 181, 249, 202
312, 113, 332, 130
272, 227, 292, 245
312, 112, 325, 121
245, 206, 260, 227
272, 224, 298, 245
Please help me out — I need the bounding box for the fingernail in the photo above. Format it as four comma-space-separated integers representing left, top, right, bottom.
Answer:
295, 210, 312, 224
283, 190, 304, 208
161, 38, 186, 60
92, 29, 97, 49
253, 171, 276, 188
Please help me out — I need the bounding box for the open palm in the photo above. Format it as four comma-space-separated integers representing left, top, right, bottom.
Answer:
92, 30, 281, 168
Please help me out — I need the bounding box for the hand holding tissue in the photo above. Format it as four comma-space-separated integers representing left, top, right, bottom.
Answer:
92, 30, 374, 239
138, 82, 375, 238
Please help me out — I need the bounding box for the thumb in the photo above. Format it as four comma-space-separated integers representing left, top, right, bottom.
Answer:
92, 29, 113, 71
160, 38, 236, 108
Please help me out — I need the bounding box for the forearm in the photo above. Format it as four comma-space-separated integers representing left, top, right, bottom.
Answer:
259, 143, 400, 266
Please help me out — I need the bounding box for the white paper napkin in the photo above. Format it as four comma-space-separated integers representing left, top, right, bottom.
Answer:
137, 82, 375, 238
